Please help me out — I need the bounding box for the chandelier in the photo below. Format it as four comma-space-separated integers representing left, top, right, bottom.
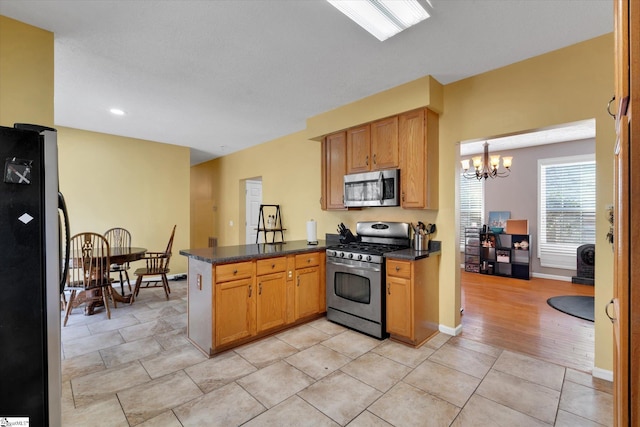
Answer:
461, 142, 512, 180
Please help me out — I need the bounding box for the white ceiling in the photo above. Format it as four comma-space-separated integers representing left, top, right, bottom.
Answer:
0, 0, 612, 165
459, 119, 596, 156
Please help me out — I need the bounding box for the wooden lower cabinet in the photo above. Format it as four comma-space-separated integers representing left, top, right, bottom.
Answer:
386, 274, 412, 338
295, 266, 320, 320
386, 256, 440, 346
256, 271, 287, 333
294, 252, 322, 320
215, 277, 254, 347
187, 251, 325, 356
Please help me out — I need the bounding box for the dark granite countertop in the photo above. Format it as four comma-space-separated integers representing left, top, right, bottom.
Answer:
179, 240, 327, 264
384, 240, 442, 261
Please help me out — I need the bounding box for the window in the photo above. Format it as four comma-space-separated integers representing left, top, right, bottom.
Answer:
459, 172, 484, 249
538, 154, 595, 269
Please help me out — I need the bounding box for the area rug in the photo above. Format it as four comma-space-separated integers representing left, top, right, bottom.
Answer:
547, 295, 594, 322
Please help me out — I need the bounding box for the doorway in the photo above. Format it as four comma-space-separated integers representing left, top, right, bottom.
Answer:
245, 179, 262, 244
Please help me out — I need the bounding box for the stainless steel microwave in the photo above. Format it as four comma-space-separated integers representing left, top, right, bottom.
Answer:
343, 169, 400, 207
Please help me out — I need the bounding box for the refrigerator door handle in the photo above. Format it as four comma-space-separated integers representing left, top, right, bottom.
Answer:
58, 191, 70, 294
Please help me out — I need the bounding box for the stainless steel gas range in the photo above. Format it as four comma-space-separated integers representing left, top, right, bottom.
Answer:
326, 221, 411, 338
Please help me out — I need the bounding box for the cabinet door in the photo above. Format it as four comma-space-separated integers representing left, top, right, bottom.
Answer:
399, 109, 425, 208
347, 125, 371, 173
371, 116, 398, 170
295, 266, 320, 320
399, 108, 438, 209
322, 132, 347, 210
256, 272, 287, 333
386, 275, 413, 339
215, 277, 255, 346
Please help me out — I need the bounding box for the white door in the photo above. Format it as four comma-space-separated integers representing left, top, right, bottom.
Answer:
246, 180, 262, 244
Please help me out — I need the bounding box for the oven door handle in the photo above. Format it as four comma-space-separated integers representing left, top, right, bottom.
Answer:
327, 260, 381, 274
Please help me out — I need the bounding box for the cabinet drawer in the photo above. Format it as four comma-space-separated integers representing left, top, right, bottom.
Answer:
465, 245, 480, 256
256, 257, 287, 275
387, 259, 411, 279
215, 261, 253, 283
295, 252, 320, 269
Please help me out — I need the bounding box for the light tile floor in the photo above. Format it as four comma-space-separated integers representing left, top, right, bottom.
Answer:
61, 280, 613, 426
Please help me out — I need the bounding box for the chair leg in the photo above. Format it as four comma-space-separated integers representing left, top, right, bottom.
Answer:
118, 270, 125, 295
102, 287, 111, 320
63, 290, 76, 327
109, 285, 118, 309
161, 274, 170, 300
134, 276, 143, 298
124, 270, 132, 293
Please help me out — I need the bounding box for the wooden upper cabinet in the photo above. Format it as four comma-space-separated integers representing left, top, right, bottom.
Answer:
371, 116, 399, 170
399, 108, 439, 209
322, 108, 438, 211
322, 131, 347, 210
347, 125, 371, 173
347, 118, 399, 174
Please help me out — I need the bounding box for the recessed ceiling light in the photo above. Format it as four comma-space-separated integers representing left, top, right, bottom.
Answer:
327, 0, 429, 41
110, 108, 126, 116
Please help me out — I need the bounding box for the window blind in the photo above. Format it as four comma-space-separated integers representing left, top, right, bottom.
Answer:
538, 155, 595, 269
459, 173, 483, 249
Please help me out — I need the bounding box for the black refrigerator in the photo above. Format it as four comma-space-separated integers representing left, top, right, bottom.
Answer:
0, 124, 67, 426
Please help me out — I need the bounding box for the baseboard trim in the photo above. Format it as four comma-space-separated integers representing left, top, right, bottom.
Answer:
439, 324, 462, 336
592, 367, 614, 382
531, 272, 571, 282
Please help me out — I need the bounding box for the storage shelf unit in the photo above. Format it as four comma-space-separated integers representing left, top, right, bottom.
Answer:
479, 232, 531, 280
464, 227, 481, 273
256, 204, 286, 244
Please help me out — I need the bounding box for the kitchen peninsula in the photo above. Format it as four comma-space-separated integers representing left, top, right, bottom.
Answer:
180, 241, 327, 357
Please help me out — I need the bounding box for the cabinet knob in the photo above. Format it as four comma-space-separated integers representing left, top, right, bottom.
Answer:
271, 264, 275, 269
297, 276, 300, 287
307, 258, 311, 263
259, 283, 262, 295
365, 155, 369, 166
387, 284, 390, 295
395, 266, 400, 271
248, 285, 252, 297
233, 269, 238, 274
373, 153, 377, 165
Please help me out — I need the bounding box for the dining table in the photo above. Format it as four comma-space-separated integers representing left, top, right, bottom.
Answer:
108, 246, 147, 303
67, 246, 147, 312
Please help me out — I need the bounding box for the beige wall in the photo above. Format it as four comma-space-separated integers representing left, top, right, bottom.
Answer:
442, 34, 614, 372
193, 34, 615, 372
57, 127, 190, 274
1, 16, 191, 275
0, 15, 53, 126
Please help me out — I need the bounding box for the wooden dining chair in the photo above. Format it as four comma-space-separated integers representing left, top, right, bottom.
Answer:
104, 227, 132, 295
133, 225, 176, 301
63, 232, 116, 327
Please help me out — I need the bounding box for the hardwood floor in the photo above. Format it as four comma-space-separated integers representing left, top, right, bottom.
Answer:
460, 270, 595, 373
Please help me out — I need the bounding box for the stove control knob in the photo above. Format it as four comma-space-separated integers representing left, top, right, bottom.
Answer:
357, 254, 363, 260
339, 252, 345, 258
327, 250, 334, 257
366, 255, 372, 262
348, 253, 354, 259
